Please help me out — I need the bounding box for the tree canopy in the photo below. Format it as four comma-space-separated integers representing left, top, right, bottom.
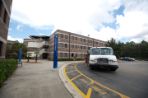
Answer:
107, 38, 148, 60
6, 41, 27, 59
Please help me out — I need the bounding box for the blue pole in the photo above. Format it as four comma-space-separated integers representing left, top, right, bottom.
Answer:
53, 33, 58, 68
18, 48, 22, 64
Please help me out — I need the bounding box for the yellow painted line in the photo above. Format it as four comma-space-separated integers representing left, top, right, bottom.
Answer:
94, 81, 129, 98
88, 81, 94, 86
80, 78, 89, 84
75, 64, 130, 98
92, 85, 107, 95
85, 88, 92, 98
74, 64, 94, 84
71, 74, 82, 81
64, 67, 86, 98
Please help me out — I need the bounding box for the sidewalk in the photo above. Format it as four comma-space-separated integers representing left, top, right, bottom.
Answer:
0, 60, 78, 98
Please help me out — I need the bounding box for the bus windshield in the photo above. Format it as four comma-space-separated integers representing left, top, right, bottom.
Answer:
90, 48, 113, 55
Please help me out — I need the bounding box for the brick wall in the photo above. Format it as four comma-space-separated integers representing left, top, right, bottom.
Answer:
0, 0, 12, 58
49, 30, 106, 60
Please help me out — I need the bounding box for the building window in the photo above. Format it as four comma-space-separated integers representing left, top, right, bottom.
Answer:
71, 53, 74, 57
3, 10, 7, 24
71, 45, 74, 48
89, 40, 92, 44
60, 53, 63, 57
75, 45, 76, 49
64, 53, 67, 57
71, 36, 74, 40
0, 0, 2, 7
59, 34, 63, 38
74, 45, 76, 49
0, 41, 3, 56
80, 46, 82, 49
65, 35, 68, 39
0, 0, 2, 17
82, 39, 84, 42
59, 43, 63, 48
58, 34, 60, 38
81, 54, 83, 57
75, 37, 77, 40
65, 44, 67, 48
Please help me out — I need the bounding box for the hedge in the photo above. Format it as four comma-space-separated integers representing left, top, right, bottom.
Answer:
0, 59, 17, 87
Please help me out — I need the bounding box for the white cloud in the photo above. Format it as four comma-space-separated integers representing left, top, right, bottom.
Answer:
16, 25, 22, 31
8, 35, 23, 43
130, 33, 148, 43
8, 28, 12, 32
144, 34, 148, 42
116, 11, 148, 37
11, 0, 148, 42
116, 0, 148, 42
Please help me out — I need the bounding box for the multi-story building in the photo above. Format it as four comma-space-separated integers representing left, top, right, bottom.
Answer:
24, 36, 50, 59
0, 0, 12, 58
49, 29, 106, 60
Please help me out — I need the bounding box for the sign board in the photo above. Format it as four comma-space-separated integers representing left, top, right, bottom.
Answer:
18, 48, 22, 65
53, 33, 58, 68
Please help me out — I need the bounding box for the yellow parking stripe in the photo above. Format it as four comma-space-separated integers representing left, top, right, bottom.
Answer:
74, 64, 94, 84
64, 67, 86, 98
71, 74, 82, 81
85, 88, 92, 98
88, 81, 94, 86
94, 81, 129, 98
92, 85, 107, 95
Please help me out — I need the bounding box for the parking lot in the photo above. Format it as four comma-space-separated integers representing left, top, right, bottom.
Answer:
76, 61, 148, 98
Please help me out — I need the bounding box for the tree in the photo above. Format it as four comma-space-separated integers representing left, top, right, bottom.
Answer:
107, 38, 148, 60
107, 38, 123, 58
140, 40, 148, 59
6, 41, 27, 59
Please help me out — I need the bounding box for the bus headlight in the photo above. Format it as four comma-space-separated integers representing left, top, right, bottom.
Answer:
108, 60, 118, 65
89, 59, 97, 64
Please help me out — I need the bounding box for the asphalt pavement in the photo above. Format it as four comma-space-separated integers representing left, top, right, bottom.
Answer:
77, 61, 148, 98
64, 64, 128, 98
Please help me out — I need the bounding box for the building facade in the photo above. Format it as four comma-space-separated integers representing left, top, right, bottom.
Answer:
24, 36, 49, 59
49, 29, 106, 60
0, 0, 12, 58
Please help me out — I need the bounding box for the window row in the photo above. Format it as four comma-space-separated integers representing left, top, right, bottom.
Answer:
58, 34, 68, 39
0, 1, 8, 24
58, 53, 86, 58
58, 33, 103, 45
58, 43, 91, 49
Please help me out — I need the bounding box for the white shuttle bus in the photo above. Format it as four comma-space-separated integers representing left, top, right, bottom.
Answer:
87, 47, 119, 71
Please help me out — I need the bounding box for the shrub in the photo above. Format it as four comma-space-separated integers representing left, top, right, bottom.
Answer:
0, 59, 17, 87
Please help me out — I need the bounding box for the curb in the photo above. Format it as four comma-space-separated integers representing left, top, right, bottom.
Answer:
59, 64, 83, 98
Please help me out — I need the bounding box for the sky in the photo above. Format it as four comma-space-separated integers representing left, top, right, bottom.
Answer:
8, 0, 148, 43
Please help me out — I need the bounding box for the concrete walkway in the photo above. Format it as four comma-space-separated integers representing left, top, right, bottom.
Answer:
0, 60, 78, 98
